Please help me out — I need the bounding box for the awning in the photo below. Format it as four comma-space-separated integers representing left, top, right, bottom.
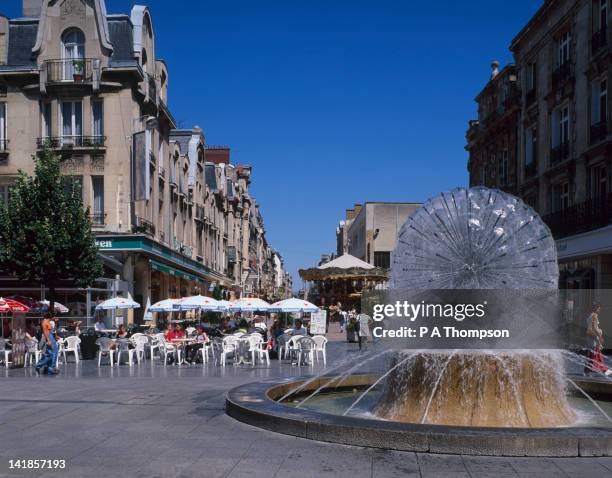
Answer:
150, 260, 204, 283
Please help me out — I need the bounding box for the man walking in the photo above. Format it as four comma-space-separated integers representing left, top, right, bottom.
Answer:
35, 314, 59, 375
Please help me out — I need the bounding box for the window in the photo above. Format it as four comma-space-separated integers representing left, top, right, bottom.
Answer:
525, 126, 537, 166
593, 164, 608, 200
60, 101, 82, 144
591, 77, 608, 126
0, 183, 11, 205
551, 182, 570, 212
526, 61, 537, 92
63, 175, 82, 198
91, 176, 104, 225
596, 0, 608, 32
0, 102, 5, 150
92, 99, 103, 138
499, 148, 509, 186
61, 29, 85, 80
41, 102, 52, 139
374, 251, 391, 269
552, 106, 570, 147
558, 31, 571, 66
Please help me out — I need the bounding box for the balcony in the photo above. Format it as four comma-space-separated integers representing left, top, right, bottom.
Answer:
195, 204, 205, 222
133, 216, 156, 237
592, 27, 608, 55
145, 73, 157, 104
590, 121, 608, 145
45, 58, 97, 84
37, 136, 106, 151
543, 192, 612, 239
0, 139, 8, 161
552, 62, 572, 91
89, 212, 106, 226
550, 141, 569, 165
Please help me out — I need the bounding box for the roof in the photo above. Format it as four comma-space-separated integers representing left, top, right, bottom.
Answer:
7, 19, 38, 66
107, 15, 136, 66
318, 254, 374, 270
510, 0, 553, 51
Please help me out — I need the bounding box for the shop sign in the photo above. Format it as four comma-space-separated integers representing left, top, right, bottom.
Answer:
310, 309, 327, 335
96, 239, 114, 249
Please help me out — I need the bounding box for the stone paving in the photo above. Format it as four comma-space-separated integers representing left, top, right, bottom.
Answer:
0, 330, 611, 477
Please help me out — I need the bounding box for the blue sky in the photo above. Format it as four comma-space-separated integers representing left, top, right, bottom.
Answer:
3, 0, 542, 289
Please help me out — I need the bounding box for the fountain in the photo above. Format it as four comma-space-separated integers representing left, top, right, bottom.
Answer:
226, 187, 612, 456
374, 187, 574, 428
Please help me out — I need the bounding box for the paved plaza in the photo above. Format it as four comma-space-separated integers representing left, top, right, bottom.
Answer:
0, 332, 611, 478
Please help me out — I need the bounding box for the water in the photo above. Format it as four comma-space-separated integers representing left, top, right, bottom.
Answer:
286, 388, 612, 428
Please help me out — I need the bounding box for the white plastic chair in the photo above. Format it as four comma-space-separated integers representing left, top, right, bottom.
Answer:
277, 334, 291, 361
131, 335, 149, 363
185, 327, 196, 336
311, 335, 328, 365
96, 337, 116, 366
0, 338, 11, 368
195, 340, 214, 364
220, 336, 239, 366
55, 338, 65, 368
149, 333, 164, 359
115, 339, 136, 366
158, 338, 178, 365
24, 339, 40, 367
62, 336, 81, 364
286, 335, 303, 363
296, 336, 315, 366
247, 335, 269, 365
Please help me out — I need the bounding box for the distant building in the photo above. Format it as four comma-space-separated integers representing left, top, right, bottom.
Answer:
337, 202, 421, 269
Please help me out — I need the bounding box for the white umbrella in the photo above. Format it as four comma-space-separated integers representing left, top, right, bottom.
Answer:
37, 300, 70, 314
230, 297, 271, 312
175, 295, 220, 311
270, 297, 319, 313
149, 298, 180, 312
216, 300, 233, 311
95, 297, 140, 310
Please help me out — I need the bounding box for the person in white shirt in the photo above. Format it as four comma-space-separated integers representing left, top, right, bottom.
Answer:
94, 317, 106, 333
288, 319, 307, 336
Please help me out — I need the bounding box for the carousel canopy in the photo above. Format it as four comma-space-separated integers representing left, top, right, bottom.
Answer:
299, 254, 388, 282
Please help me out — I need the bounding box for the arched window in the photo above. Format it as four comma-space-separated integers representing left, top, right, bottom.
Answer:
61, 29, 85, 80
62, 29, 85, 60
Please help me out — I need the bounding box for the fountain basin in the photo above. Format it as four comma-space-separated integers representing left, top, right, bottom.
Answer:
225, 375, 612, 457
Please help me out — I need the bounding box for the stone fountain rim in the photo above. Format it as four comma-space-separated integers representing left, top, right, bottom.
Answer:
225, 373, 612, 457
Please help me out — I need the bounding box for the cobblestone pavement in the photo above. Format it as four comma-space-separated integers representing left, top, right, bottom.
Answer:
0, 327, 610, 478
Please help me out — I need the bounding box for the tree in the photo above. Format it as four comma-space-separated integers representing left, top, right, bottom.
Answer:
0, 148, 103, 313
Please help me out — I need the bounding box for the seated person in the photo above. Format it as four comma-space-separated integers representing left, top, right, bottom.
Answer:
116, 324, 128, 339
287, 319, 307, 337
164, 324, 177, 341
94, 317, 106, 333
236, 319, 249, 334
184, 326, 209, 363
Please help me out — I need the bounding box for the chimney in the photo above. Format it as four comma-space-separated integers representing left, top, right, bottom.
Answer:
490, 60, 500, 80
205, 146, 230, 165
353, 203, 363, 215
23, 0, 44, 17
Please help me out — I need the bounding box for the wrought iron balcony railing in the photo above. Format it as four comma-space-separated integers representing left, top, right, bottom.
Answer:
550, 141, 569, 165
45, 58, 96, 83
37, 136, 106, 149
543, 192, 612, 239
590, 120, 608, 145
133, 216, 156, 236
592, 27, 608, 55
89, 212, 106, 226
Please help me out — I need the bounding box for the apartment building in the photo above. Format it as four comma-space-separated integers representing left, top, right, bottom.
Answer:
336, 202, 421, 269
466, 0, 612, 291
0, 0, 284, 322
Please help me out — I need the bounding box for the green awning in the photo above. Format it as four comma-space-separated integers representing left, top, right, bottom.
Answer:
150, 260, 203, 283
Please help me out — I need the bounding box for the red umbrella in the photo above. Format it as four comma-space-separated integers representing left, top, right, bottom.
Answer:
0, 297, 30, 313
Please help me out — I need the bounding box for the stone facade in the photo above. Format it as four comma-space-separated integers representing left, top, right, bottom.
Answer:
337, 202, 421, 269
0, 0, 285, 323
466, 0, 612, 311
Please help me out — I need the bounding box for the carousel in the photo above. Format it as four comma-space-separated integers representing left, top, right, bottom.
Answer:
298, 254, 388, 309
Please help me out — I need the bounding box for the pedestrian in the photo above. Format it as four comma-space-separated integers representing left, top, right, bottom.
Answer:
35, 314, 59, 375
585, 303, 612, 376
357, 309, 372, 351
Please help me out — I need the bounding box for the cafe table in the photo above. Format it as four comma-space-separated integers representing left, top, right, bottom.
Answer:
171, 338, 194, 365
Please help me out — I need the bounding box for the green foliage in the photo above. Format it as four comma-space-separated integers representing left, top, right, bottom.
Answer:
0, 148, 103, 291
